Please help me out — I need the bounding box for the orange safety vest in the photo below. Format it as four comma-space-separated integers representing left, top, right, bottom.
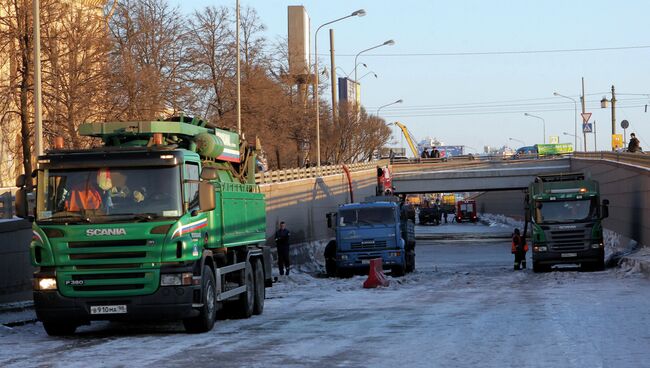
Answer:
66, 186, 102, 211
512, 235, 529, 253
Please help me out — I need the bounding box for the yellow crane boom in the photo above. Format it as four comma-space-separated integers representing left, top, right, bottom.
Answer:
394, 121, 419, 158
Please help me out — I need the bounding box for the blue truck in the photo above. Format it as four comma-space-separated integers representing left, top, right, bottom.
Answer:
324, 197, 416, 277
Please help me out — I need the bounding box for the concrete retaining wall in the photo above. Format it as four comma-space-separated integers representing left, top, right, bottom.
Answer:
261, 169, 377, 244
0, 220, 33, 303
571, 157, 649, 248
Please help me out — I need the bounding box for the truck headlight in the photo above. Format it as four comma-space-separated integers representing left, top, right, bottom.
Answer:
339, 254, 349, 261
35, 277, 57, 291
592, 243, 603, 249
534, 246, 548, 252
388, 251, 401, 257
161, 272, 193, 286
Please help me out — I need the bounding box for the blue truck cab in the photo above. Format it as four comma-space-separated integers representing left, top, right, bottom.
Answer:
324, 198, 416, 277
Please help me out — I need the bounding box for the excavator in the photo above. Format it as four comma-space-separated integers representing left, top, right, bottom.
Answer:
393, 121, 420, 158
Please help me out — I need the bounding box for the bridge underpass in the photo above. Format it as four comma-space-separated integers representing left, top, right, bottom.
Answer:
390, 157, 572, 193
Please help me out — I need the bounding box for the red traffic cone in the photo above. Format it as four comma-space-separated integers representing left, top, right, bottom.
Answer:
363, 258, 390, 288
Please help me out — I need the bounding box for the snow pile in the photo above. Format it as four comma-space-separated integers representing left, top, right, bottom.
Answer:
479, 213, 523, 230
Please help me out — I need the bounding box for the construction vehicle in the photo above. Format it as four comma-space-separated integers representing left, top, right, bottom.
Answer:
525, 173, 608, 272
456, 200, 478, 222
324, 196, 416, 277
441, 194, 456, 213
14, 116, 273, 336
394, 121, 419, 158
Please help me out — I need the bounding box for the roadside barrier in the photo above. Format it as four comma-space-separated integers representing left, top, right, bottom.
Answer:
363, 258, 390, 288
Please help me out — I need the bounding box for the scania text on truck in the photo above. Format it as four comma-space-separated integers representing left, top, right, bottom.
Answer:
15, 117, 273, 335
526, 173, 609, 272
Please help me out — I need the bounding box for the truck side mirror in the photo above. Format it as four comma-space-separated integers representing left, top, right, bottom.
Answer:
536, 202, 543, 209
15, 188, 27, 218
326, 213, 332, 228
326, 212, 337, 228
601, 199, 609, 219
200, 167, 218, 180
198, 182, 215, 212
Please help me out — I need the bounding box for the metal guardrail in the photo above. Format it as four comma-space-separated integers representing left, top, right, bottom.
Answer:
255, 161, 384, 184
573, 151, 650, 168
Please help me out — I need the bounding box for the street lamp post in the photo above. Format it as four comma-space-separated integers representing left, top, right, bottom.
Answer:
358, 71, 378, 81
353, 39, 395, 84
376, 99, 403, 117
508, 137, 526, 146
553, 92, 579, 150
314, 9, 366, 168
563, 132, 582, 150
523, 113, 546, 144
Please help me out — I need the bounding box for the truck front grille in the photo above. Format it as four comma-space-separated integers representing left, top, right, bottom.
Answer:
69, 252, 147, 260
351, 240, 388, 249
73, 284, 145, 292
549, 229, 587, 251
68, 239, 147, 249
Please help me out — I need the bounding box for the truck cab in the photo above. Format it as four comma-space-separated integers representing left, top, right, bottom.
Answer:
325, 198, 415, 277
527, 173, 609, 272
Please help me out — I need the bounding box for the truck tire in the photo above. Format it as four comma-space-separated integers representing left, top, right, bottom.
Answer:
234, 263, 254, 319
183, 266, 217, 333
392, 265, 405, 277
325, 240, 337, 277
252, 258, 265, 315
533, 262, 549, 273
42, 321, 77, 336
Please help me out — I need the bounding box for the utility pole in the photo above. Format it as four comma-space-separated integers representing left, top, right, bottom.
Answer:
593, 120, 597, 151
611, 85, 616, 142
236, 0, 241, 135
581, 77, 587, 152
329, 29, 338, 124
34, 0, 43, 156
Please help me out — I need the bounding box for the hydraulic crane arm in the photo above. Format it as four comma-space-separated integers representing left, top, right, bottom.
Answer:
394, 121, 419, 158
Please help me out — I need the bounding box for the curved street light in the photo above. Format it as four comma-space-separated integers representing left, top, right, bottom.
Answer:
376, 99, 403, 117
523, 112, 546, 144
553, 92, 579, 150
314, 9, 366, 167
358, 71, 378, 81
563, 132, 582, 148
354, 39, 395, 84
509, 137, 526, 146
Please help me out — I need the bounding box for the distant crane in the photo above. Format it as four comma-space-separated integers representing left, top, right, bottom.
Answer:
394, 121, 420, 158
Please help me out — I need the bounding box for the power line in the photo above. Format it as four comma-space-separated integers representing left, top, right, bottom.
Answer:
379, 104, 646, 118
324, 45, 650, 58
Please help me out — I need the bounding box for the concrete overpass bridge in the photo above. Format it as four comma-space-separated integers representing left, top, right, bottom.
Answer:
389, 157, 572, 193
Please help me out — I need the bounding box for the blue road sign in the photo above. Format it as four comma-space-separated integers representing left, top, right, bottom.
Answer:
583, 122, 593, 133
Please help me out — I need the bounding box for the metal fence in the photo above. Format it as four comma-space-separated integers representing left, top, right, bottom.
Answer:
255, 161, 384, 184
0, 188, 16, 219
573, 151, 650, 168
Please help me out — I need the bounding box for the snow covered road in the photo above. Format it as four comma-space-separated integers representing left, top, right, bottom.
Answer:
2, 223, 650, 367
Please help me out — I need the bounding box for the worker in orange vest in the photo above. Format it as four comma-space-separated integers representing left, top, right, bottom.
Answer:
511, 228, 528, 270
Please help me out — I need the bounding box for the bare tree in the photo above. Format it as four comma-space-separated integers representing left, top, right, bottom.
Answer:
108, 0, 191, 120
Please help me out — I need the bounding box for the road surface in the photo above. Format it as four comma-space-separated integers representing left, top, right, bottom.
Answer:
1, 222, 649, 367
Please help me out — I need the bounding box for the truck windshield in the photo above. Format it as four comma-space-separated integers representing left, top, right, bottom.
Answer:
339, 208, 395, 226
36, 166, 182, 223
535, 199, 598, 223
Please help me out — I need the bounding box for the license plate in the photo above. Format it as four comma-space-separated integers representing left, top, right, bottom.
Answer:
90, 305, 127, 315
561, 253, 577, 258
361, 260, 370, 265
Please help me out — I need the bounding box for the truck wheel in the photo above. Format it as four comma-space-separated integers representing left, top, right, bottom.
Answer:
234, 263, 255, 319
533, 262, 549, 273
252, 258, 265, 315
183, 266, 217, 333
392, 265, 405, 277
42, 321, 77, 336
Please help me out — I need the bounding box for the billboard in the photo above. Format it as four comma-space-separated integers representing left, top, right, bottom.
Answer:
338, 77, 360, 106
437, 145, 464, 157
287, 6, 310, 77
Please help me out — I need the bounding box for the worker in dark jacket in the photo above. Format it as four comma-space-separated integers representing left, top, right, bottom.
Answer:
511, 228, 528, 270
275, 221, 291, 275
628, 133, 641, 153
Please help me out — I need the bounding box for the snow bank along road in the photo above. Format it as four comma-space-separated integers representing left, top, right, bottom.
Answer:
2, 222, 650, 368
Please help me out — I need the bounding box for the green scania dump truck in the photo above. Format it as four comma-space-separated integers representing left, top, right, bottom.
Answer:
526, 173, 609, 272
15, 117, 273, 335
